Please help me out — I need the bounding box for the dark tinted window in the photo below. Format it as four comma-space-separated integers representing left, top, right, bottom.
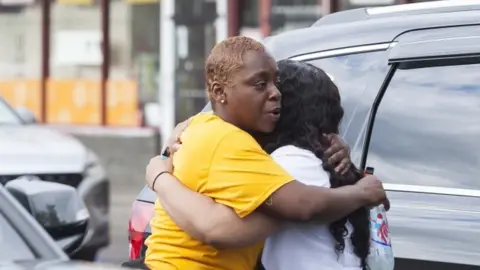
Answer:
366, 63, 480, 189
308, 51, 389, 163
0, 213, 35, 261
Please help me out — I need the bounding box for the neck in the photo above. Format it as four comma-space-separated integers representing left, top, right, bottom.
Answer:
213, 109, 266, 146
213, 108, 238, 129
250, 132, 270, 148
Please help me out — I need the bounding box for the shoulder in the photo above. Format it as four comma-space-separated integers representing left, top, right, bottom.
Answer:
183, 113, 242, 145
188, 111, 214, 124
271, 145, 322, 168
176, 114, 242, 165
174, 114, 258, 180
219, 128, 259, 146
184, 114, 264, 157
271, 145, 330, 187
271, 145, 318, 160
214, 129, 265, 158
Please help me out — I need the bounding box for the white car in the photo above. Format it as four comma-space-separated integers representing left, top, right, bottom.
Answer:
0, 96, 110, 261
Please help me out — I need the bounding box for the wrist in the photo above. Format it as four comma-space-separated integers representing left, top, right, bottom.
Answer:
346, 185, 368, 207
152, 171, 170, 192
153, 172, 179, 198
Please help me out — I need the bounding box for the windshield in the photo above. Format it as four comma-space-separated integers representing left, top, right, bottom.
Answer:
0, 97, 22, 125
0, 213, 36, 261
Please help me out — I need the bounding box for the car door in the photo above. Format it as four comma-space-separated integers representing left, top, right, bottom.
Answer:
360, 26, 480, 268
297, 46, 391, 163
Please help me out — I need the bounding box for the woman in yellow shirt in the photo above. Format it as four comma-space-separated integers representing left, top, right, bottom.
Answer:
144, 36, 388, 270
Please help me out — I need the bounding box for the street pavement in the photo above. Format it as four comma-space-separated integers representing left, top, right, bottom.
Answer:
67, 128, 159, 265
97, 180, 144, 265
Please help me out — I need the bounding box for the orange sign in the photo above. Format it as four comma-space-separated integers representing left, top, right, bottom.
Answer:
106, 80, 138, 126
0, 80, 41, 120
47, 80, 102, 125
0, 79, 139, 127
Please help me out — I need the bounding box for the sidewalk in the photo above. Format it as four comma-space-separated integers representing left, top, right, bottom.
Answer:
46, 124, 159, 138
46, 124, 161, 187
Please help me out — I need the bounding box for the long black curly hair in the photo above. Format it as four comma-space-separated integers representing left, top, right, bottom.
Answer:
263, 60, 370, 269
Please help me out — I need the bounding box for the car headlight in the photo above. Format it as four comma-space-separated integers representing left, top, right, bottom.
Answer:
84, 150, 106, 179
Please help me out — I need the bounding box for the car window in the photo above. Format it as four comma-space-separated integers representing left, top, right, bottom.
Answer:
0, 97, 22, 125
365, 63, 480, 190
307, 51, 389, 163
201, 102, 212, 112
0, 213, 36, 261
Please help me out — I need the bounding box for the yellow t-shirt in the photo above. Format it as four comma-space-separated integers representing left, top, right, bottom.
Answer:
144, 113, 294, 270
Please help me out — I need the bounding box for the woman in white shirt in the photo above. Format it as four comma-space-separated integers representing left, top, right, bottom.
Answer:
259, 60, 369, 270
146, 60, 378, 270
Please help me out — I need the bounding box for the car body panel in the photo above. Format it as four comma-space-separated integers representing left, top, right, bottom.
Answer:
357, 26, 480, 266
312, 0, 480, 26
388, 25, 480, 62
77, 167, 110, 252
0, 98, 110, 256
137, 185, 156, 203
387, 190, 480, 266
0, 260, 127, 270
0, 184, 68, 261
265, 10, 480, 61
1, 182, 118, 270
0, 126, 86, 175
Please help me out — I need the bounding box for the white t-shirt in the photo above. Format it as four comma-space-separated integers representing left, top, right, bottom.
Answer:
261, 145, 361, 270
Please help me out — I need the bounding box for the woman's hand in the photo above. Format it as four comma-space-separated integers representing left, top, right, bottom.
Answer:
146, 119, 191, 190
324, 134, 351, 174
165, 118, 191, 154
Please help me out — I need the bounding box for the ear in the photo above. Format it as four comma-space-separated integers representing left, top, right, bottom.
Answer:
209, 81, 226, 104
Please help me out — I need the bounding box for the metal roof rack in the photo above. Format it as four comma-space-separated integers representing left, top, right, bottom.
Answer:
313, 0, 480, 27
366, 0, 480, 15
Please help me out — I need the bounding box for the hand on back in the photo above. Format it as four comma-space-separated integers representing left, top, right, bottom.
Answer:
146, 118, 190, 190
324, 134, 351, 174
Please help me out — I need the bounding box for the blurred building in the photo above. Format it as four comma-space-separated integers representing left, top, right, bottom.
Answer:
0, 0, 437, 128
0, 0, 159, 126
173, 0, 435, 124
228, 0, 432, 38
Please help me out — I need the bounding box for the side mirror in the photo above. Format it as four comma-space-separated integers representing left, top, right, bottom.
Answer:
5, 176, 90, 257
15, 107, 37, 124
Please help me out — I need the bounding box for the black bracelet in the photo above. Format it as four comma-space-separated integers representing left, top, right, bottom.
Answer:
152, 171, 169, 192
